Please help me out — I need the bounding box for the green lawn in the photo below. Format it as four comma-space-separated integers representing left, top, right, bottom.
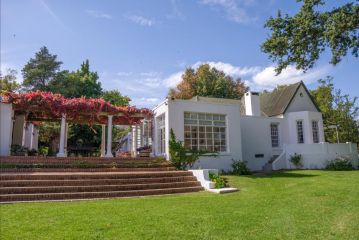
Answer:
1, 170, 359, 240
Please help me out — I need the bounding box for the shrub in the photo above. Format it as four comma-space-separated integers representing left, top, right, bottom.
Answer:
27, 149, 38, 156
169, 129, 211, 170
326, 156, 354, 171
290, 153, 302, 168
231, 159, 251, 175
208, 172, 228, 189
39, 146, 49, 156
10, 144, 28, 156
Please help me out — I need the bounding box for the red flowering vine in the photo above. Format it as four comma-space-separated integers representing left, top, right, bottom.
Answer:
1, 91, 152, 125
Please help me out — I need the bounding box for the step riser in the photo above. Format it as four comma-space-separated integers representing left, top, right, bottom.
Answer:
1, 167, 176, 172
0, 187, 203, 202
0, 176, 197, 187
0, 182, 201, 194
1, 172, 192, 181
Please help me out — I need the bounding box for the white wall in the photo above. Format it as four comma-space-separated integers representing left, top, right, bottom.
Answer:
241, 116, 284, 170
284, 142, 358, 169
0, 103, 13, 156
286, 85, 318, 113
285, 111, 324, 144
153, 98, 243, 171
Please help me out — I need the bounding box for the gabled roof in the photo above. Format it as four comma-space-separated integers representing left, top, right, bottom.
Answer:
260, 81, 320, 117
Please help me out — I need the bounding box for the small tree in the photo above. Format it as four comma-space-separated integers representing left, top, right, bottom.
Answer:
169, 129, 210, 170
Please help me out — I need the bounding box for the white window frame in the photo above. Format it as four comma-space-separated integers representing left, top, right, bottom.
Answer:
184, 112, 227, 153
312, 120, 319, 143
270, 123, 280, 148
296, 120, 304, 144
156, 114, 166, 154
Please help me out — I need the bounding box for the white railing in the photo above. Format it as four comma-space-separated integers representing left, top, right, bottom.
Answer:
272, 151, 286, 170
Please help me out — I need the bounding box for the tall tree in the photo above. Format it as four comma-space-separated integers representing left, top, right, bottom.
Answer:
169, 64, 248, 99
262, 0, 359, 74
47, 60, 102, 98
311, 76, 359, 143
22, 46, 62, 90
102, 90, 130, 106
0, 68, 20, 93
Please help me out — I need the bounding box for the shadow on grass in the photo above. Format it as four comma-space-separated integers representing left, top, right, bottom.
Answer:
231, 171, 319, 179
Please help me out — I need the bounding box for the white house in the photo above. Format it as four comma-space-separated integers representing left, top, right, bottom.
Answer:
1, 81, 357, 171
150, 81, 358, 171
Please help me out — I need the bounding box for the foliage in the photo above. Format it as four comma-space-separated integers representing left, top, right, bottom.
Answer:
325, 156, 355, 170
2, 91, 151, 125
0, 69, 20, 93
262, 0, 359, 74
311, 77, 359, 143
290, 153, 302, 168
47, 60, 103, 98
22, 46, 62, 91
10, 144, 28, 156
169, 64, 248, 99
208, 172, 229, 189
27, 149, 38, 156
38, 146, 49, 156
169, 128, 207, 170
231, 159, 251, 175
102, 90, 131, 106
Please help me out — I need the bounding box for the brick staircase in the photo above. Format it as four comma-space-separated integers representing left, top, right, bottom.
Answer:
0, 156, 203, 202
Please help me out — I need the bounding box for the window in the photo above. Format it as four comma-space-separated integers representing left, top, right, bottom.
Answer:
184, 112, 227, 152
270, 123, 279, 147
157, 114, 166, 154
296, 120, 304, 143
312, 121, 319, 143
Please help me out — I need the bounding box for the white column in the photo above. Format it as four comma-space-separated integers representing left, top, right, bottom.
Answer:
21, 120, 27, 146
105, 115, 113, 157
100, 124, 106, 157
57, 114, 67, 157
132, 125, 138, 157
64, 123, 69, 155
29, 124, 34, 149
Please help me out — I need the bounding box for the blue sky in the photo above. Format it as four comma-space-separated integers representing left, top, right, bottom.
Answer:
1, 0, 358, 107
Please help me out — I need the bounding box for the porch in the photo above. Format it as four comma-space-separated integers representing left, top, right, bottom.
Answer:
0, 91, 153, 158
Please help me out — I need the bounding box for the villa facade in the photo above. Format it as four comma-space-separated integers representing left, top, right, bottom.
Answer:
149, 81, 358, 171
1, 82, 358, 171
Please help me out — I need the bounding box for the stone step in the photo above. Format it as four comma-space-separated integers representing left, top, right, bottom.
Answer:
0, 181, 201, 194
0, 156, 166, 164
0, 171, 192, 181
0, 186, 204, 202
0, 167, 176, 172
0, 176, 198, 187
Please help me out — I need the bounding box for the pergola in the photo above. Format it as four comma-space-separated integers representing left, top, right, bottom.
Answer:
2, 91, 152, 157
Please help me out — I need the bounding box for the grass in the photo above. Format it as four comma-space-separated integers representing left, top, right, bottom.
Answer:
1, 170, 359, 240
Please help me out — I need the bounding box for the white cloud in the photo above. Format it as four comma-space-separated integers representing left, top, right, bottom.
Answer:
140, 71, 161, 77
126, 15, 155, 26
86, 10, 113, 19
200, 0, 255, 24
252, 65, 330, 88
117, 71, 132, 76
139, 78, 162, 88
163, 71, 183, 88
167, 0, 186, 20
193, 61, 261, 77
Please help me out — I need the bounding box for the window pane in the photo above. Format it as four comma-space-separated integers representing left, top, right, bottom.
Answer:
184, 112, 227, 152
270, 123, 279, 147
296, 121, 304, 143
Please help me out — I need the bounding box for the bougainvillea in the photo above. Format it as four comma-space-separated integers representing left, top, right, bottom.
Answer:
1, 91, 152, 125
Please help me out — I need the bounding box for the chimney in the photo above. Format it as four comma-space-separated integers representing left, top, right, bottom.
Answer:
244, 92, 260, 116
